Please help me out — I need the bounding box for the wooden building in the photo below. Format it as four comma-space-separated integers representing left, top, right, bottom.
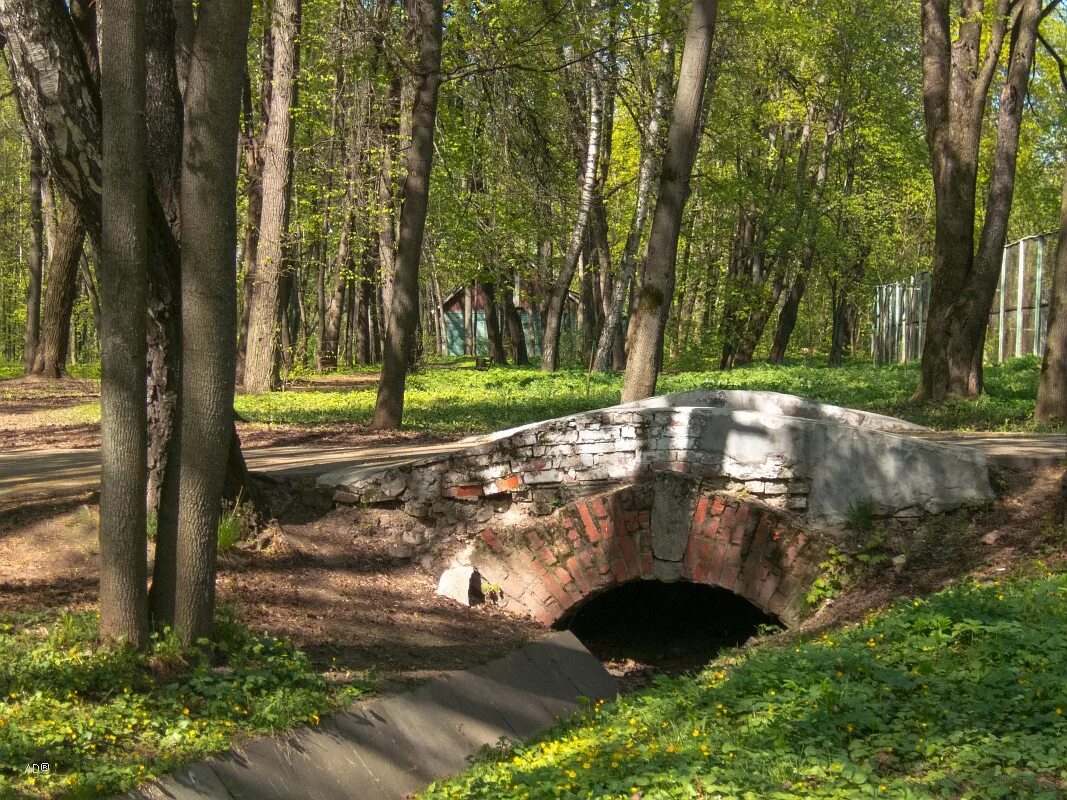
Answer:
439, 285, 578, 358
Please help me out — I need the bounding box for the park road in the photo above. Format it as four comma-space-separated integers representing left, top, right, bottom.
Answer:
0, 439, 475, 504
0, 432, 1062, 504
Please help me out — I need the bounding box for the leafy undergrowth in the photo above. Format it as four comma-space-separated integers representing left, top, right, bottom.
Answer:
423, 567, 1067, 800
233, 356, 1056, 433
3, 356, 1055, 433
0, 611, 368, 800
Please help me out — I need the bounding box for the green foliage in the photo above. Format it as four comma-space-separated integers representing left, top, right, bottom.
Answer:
845, 500, 876, 534
5, 356, 1056, 435
422, 570, 1067, 800
0, 610, 368, 799
229, 357, 1059, 434
216, 502, 255, 552
806, 546, 853, 606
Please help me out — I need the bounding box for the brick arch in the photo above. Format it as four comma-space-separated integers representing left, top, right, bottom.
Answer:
471, 474, 828, 629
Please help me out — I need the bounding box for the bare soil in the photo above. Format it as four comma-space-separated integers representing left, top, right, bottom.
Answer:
796, 465, 1067, 635
0, 481, 540, 693
0, 374, 404, 451
1, 453, 1062, 695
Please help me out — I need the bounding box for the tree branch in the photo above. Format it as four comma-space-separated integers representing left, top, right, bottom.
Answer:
1038, 30, 1067, 90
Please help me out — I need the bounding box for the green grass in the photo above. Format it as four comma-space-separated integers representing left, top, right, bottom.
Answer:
0, 610, 369, 799
233, 357, 1058, 434
422, 567, 1067, 800
0, 364, 100, 380
3, 357, 1057, 433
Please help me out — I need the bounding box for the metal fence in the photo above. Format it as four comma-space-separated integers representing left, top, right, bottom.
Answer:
872, 232, 1058, 366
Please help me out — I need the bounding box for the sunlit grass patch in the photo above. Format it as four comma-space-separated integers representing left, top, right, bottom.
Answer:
5, 357, 1056, 434
0, 610, 369, 799
422, 568, 1067, 800
235, 357, 1055, 434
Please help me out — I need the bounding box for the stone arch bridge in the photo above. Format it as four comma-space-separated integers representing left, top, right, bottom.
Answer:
319, 390, 994, 627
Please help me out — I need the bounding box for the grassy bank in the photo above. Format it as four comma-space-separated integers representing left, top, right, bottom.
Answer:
422, 567, 1067, 800
0, 611, 368, 799
234, 357, 1055, 433
1, 357, 1057, 438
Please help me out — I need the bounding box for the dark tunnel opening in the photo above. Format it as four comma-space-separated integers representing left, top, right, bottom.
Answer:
556, 580, 782, 684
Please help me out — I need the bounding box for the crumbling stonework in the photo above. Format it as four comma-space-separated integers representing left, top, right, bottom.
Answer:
466, 473, 826, 627
319, 392, 992, 530
316, 391, 994, 628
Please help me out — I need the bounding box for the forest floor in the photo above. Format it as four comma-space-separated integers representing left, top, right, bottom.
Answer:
0, 480, 541, 694
0, 374, 417, 450
422, 466, 1067, 800
1, 357, 1062, 453
1, 462, 1063, 799
1, 357, 1064, 798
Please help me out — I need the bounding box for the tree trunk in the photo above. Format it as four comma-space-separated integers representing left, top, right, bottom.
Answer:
98, 0, 150, 646
78, 253, 101, 331
593, 36, 673, 373
142, 0, 186, 626
579, 248, 598, 362
23, 143, 44, 373
1036, 163, 1067, 423
173, 0, 252, 646
482, 282, 508, 365
320, 267, 348, 371
242, 0, 300, 393
370, 0, 444, 429
915, 0, 1015, 400
768, 274, 804, 364
235, 35, 271, 385
621, 0, 718, 403
958, 0, 1043, 392
31, 202, 85, 378
463, 284, 474, 355
359, 250, 374, 364
503, 278, 530, 365
542, 64, 603, 372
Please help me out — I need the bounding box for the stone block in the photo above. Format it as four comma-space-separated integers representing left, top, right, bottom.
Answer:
652, 558, 683, 582
437, 565, 481, 606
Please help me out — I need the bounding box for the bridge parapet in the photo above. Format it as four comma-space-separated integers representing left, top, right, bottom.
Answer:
320, 393, 992, 529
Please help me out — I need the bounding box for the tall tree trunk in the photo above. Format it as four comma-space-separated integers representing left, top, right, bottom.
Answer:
143, 0, 186, 627
78, 253, 101, 330
1035, 162, 1067, 422
503, 277, 530, 365
482, 282, 508, 365
463, 284, 474, 355
593, 35, 673, 373
320, 263, 349, 370
31, 203, 84, 378
173, 0, 252, 645
98, 0, 149, 646
23, 143, 44, 373
959, 0, 1043, 391
579, 248, 598, 361
542, 64, 603, 372
243, 0, 300, 393
370, 0, 444, 429
915, 0, 1015, 400
768, 274, 804, 364
359, 249, 375, 364
622, 0, 718, 403
235, 34, 271, 385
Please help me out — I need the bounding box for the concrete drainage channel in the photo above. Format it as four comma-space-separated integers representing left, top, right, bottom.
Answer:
120, 631, 617, 800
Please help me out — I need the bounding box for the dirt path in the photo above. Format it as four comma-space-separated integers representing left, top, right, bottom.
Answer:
0, 438, 474, 503
2, 430, 1061, 505
0, 488, 541, 691
916, 431, 1066, 469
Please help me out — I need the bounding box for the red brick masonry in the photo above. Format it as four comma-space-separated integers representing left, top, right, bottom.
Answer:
472, 475, 826, 628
